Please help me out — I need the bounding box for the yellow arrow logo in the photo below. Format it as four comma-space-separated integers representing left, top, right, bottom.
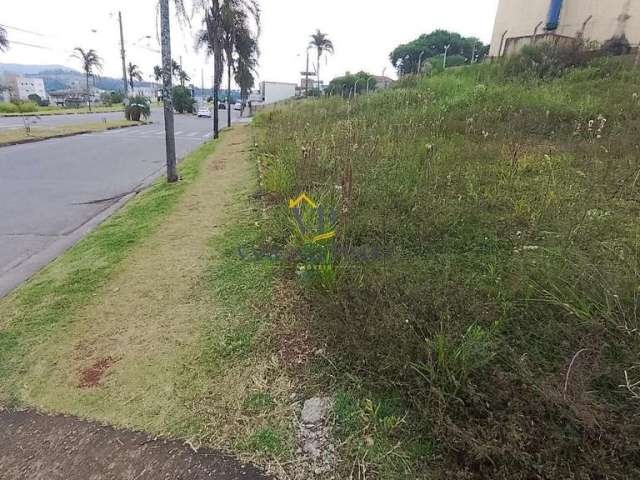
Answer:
288, 193, 318, 209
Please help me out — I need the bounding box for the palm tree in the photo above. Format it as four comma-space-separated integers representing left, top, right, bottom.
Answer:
153, 65, 163, 82
194, 0, 260, 138
127, 62, 143, 92
0, 25, 9, 52
309, 30, 334, 93
232, 18, 258, 117
178, 69, 191, 87
72, 48, 103, 112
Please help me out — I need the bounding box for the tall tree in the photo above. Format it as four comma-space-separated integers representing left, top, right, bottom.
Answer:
127, 62, 143, 92
390, 30, 489, 75
194, 0, 259, 138
309, 30, 334, 93
153, 65, 163, 82
178, 69, 191, 87
0, 25, 8, 52
221, 3, 259, 125
72, 48, 103, 112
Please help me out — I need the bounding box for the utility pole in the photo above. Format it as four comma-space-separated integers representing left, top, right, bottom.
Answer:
305, 47, 310, 96
159, 0, 178, 183
443, 44, 451, 69
118, 11, 128, 96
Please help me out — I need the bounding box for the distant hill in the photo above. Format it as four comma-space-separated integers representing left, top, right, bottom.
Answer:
0, 63, 156, 94
0, 63, 77, 76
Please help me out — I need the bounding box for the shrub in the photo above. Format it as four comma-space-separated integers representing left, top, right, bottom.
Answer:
0, 101, 38, 114
125, 95, 151, 121
172, 86, 196, 114
502, 41, 589, 79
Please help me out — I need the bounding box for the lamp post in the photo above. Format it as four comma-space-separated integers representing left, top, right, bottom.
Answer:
443, 44, 451, 69
417, 50, 426, 74
354, 78, 362, 97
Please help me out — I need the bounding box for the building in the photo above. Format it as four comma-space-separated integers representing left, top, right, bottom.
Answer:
374, 76, 394, 90
490, 0, 640, 57
260, 81, 297, 104
3, 76, 47, 101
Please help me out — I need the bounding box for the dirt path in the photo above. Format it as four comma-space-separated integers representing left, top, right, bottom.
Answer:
0, 409, 270, 479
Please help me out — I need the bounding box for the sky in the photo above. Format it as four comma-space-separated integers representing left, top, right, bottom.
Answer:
1, 0, 500, 88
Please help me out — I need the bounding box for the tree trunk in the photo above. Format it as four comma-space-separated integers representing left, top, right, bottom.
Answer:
213, 65, 220, 139
160, 0, 178, 183
86, 72, 92, 112
227, 62, 231, 128
317, 51, 321, 93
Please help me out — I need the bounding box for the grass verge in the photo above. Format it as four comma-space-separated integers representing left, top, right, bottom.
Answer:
0, 120, 142, 146
0, 137, 215, 400
0, 105, 125, 117
0, 125, 299, 474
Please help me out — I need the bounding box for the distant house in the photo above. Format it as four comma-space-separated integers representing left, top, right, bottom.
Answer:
373, 76, 394, 90
3, 76, 47, 101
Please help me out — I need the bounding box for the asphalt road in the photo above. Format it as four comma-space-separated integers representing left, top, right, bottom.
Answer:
0, 107, 243, 297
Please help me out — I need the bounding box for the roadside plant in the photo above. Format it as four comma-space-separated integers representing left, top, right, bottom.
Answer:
125, 95, 151, 121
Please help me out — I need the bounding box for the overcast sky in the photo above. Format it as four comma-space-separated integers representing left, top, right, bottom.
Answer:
1, 0, 500, 88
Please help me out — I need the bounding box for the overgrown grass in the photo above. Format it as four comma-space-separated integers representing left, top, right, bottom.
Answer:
253, 56, 640, 478
0, 139, 217, 401
0, 120, 141, 146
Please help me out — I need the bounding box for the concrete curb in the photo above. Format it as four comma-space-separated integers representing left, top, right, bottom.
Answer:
0, 123, 147, 148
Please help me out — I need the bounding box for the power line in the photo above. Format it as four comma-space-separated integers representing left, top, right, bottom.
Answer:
0, 23, 46, 37
6, 40, 54, 51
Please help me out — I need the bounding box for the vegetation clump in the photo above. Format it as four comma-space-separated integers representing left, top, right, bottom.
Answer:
253, 56, 640, 478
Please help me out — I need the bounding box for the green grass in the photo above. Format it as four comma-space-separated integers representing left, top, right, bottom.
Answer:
0, 120, 140, 146
252, 55, 640, 478
0, 102, 125, 116
0, 140, 217, 401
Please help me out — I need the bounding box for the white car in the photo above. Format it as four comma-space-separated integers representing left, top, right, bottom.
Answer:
197, 105, 212, 118
234, 103, 244, 111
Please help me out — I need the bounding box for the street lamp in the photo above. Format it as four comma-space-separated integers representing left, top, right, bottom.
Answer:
366, 77, 374, 94
417, 51, 426, 74
443, 44, 451, 69
354, 78, 362, 97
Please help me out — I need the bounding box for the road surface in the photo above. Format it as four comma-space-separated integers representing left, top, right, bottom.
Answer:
0, 108, 243, 297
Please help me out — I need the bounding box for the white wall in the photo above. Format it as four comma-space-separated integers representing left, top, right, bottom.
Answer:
12, 77, 47, 101
261, 82, 297, 104
490, 0, 640, 56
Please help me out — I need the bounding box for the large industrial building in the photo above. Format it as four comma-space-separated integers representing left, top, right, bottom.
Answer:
490, 0, 640, 57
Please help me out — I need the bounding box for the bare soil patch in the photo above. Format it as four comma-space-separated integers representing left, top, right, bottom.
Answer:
0, 409, 270, 480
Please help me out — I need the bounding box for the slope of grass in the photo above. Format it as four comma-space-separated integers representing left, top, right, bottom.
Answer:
252, 57, 640, 478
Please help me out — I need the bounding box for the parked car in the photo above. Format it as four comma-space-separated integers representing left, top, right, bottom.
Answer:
234, 103, 244, 111
197, 105, 212, 118
218, 103, 227, 110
